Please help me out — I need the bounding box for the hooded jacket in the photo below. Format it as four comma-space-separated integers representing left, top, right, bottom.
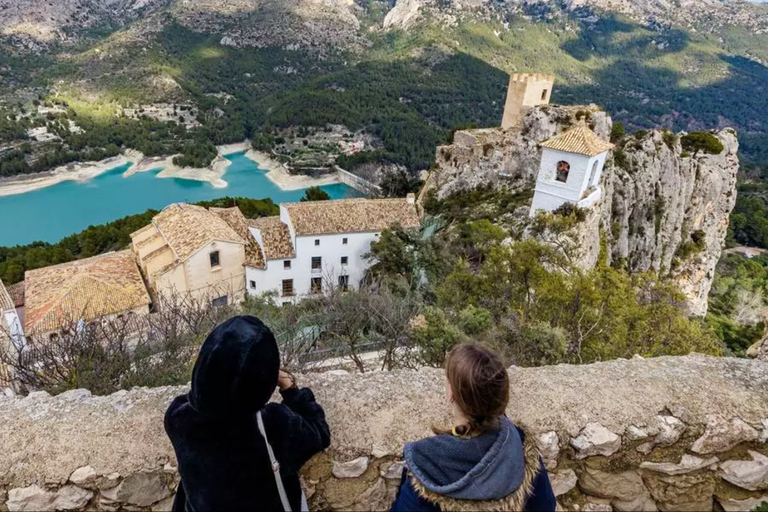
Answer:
391, 417, 556, 512
165, 316, 331, 512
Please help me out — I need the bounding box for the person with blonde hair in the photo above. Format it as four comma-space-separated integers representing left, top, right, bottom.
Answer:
391, 343, 556, 512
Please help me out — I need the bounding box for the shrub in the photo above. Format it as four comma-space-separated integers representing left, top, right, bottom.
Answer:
662, 130, 678, 149
634, 129, 648, 139
681, 132, 724, 155
610, 122, 625, 143
553, 202, 588, 222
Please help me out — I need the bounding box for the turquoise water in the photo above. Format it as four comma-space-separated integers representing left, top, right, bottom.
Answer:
0, 152, 361, 246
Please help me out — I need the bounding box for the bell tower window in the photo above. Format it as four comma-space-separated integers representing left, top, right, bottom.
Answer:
556, 161, 570, 183
541, 89, 548, 101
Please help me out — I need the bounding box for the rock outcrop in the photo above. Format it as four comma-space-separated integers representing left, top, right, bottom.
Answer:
431, 106, 739, 315
0, 355, 766, 511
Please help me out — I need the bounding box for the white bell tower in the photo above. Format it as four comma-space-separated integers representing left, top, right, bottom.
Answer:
530, 122, 615, 215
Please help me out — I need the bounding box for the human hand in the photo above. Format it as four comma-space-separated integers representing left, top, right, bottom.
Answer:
277, 369, 296, 391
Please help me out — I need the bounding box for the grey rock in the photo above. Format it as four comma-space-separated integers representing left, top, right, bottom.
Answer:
550, 469, 577, 497
578, 466, 649, 503
571, 423, 621, 459
101, 471, 170, 507
653, 416, 685, 446
640, 454, 719, 476
691, 414, 759, 454
6, 484, 92, 511
332, 456, 370, 479
381, 461, 406, 480
642, 472, 715, 512
625, 426, 649, 441
69, 465, 99, 487
718, 450, 768, 491
536, 431, 560, 469
152, 495, 176, 512
716, 495, 768, 512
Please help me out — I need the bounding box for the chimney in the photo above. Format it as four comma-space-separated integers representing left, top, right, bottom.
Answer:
406, 193, 416, 204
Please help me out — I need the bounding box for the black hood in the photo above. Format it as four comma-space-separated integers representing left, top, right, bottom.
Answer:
189, 315, 280, 417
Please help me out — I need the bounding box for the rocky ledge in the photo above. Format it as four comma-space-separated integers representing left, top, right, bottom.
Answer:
0, 355, 766, 511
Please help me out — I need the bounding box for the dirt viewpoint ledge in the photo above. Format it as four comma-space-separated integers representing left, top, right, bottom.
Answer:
0, 355, 767, 511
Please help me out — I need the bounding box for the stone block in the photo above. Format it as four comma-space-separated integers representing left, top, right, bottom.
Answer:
641, 471, 715, 512
571, 423, 621, 459
691, 414, 759, 454
551, 469, 577, 497
101, 471, 171, 507
6, 484, 92, 511
640, 455, 719, 476
716, 495, 768, 512
537, 431, 560, 469
332, 457, 370, 479
718, 450, 768, 491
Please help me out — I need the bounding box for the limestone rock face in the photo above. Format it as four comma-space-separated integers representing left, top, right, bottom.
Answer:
601, 128, 739, 316
431, 107, 739, 316
640, 455, 719, 476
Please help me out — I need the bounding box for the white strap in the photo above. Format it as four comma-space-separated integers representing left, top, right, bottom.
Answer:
257, 411, 292, 512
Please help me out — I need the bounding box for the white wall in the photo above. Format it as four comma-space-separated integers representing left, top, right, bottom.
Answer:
2, 309, 25, 352
530, 149, 608, 214
246, 231, 381, 304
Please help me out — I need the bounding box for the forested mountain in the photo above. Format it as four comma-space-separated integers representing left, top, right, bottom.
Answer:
1, 0, 768, 175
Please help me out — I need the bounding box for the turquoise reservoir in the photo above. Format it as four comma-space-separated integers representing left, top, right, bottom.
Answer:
0, 152, 362, 246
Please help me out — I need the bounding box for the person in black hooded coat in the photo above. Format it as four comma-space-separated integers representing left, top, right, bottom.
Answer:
165, 315, 331, 512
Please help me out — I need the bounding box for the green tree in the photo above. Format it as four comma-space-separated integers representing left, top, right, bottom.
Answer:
300, 186, 331, 202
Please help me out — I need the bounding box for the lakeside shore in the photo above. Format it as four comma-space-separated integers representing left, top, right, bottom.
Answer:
0, 141, 342, 198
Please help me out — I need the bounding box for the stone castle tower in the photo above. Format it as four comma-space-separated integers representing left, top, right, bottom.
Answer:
501, 73, 555, 130
529, 121, 615, 215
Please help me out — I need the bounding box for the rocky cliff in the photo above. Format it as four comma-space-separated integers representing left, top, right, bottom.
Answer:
431, 106, 739, 315
0, 355, 766, 511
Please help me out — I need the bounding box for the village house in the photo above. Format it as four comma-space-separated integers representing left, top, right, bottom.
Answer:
245, 196, 421, 303
131, 203, 247, 306
23, 250, 151, 340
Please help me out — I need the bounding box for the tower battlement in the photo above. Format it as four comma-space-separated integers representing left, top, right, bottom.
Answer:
501, 73, 555, 130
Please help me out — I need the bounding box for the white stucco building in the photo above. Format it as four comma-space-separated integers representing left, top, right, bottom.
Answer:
530, 122, 615, 215
244, 196, 421, 303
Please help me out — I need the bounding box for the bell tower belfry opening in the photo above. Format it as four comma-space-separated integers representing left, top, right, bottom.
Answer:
501, 73, 555, 130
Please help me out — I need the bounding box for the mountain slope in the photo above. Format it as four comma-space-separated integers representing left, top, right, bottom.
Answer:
1, 0, 768, 174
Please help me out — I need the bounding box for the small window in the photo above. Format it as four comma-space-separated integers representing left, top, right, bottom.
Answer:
341, 256, 348, 265
342, 237, 348, 245
250, 280, 256, 289
282, 279, 294, 297
311, 277, 322, 294
209, 250, 220, 267
311, 256, 322, 270
556, 161, 570, 183
541, 89, 548, 101
211, 296, 228, 308
284, 260, 291, 270
314, 239, 320, 246
338, 275, 349, 291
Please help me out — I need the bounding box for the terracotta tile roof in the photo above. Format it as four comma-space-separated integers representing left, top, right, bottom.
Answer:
149, 203, 245, 262
24, 250, 151, 334
540, 122, 615, 157
282, 198, 421, 236
7, 282, 24, 308
248, 217, 296, 261
211, 207, 266, 269
0, 279, 13, 312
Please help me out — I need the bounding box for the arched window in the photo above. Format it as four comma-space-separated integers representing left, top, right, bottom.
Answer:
556, 161, 570, 183
588, 159, 600, 187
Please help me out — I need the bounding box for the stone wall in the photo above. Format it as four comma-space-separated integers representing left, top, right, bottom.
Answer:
0, 355, 767, 511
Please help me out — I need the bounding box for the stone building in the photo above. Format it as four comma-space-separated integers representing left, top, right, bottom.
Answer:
131, 203, 247, 306
23, 250, 151, 340
530, 122, 615, 215
501, 73, 555, 129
